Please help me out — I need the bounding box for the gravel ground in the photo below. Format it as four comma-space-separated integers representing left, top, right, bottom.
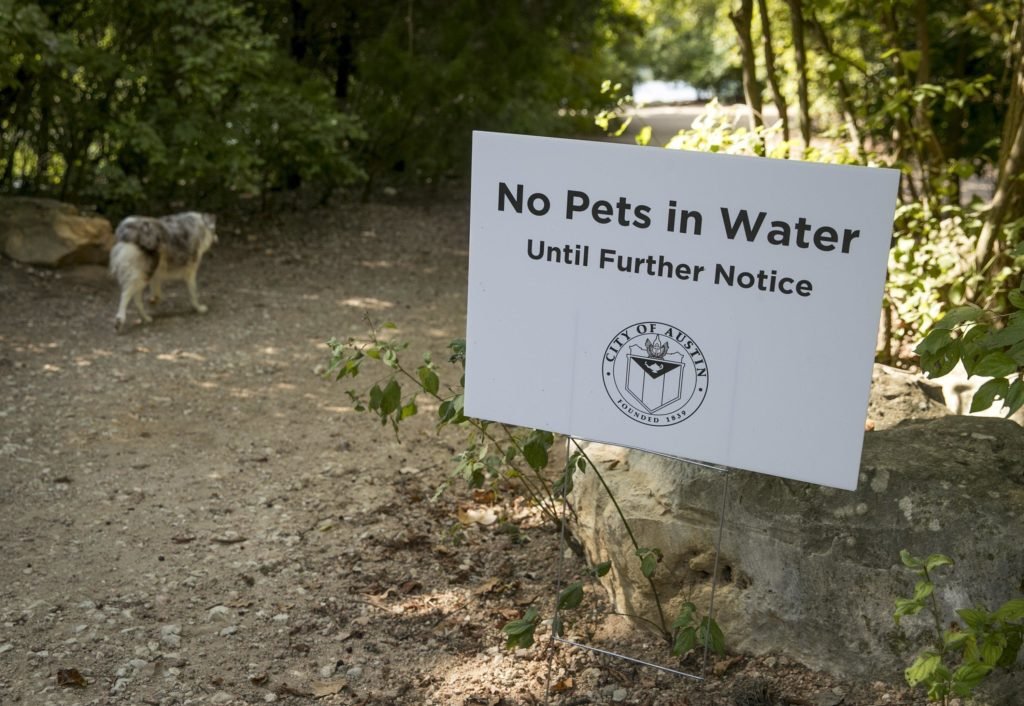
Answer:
0, 193, 924, 705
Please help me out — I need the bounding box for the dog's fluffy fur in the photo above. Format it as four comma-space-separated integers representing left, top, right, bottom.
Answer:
110, 212, 217, 331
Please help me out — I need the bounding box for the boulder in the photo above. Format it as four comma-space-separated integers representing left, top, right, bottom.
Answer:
868, 363, 949, 429
571, 415, 1024, 699
0, 197, 114, 266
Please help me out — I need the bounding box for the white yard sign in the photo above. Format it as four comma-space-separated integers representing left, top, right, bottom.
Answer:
465, 131, 900, 490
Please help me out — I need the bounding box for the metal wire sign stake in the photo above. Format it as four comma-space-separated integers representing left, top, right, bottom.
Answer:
544, 438, 732, 698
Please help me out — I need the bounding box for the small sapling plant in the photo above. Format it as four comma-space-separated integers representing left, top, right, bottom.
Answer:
326, 321, 725, 662
894, 550, 1024, 704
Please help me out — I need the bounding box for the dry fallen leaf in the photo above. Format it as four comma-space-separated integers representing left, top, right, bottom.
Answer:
712, 655, 742, 676
311, 678, 348, 697
398, 579, 422, 594
551, 676, 574, 693
472, 488, 496, 504
457, 506, 497, 526
56, 668, 87, 688
473, 578, 500, 595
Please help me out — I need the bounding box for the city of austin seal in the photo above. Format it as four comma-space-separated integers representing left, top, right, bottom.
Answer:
602, 322, 709, 426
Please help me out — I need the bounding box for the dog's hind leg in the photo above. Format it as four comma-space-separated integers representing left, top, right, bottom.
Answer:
115, 289, 132, 331
148, 278, 162, 305
132, 288, 153, 323
115, 278, 151, 331
185, 271, 208, 314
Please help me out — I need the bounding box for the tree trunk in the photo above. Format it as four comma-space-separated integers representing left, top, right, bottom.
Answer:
785, 0, 812, 152
973, 9, 1024, 287
290, 0, 309, 62
728, 0, 764, 134
806, 13, 863, 154
757, 0, 790, 145
334, 6, 357, 102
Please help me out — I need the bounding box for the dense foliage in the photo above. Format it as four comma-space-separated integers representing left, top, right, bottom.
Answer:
0, 0, 636, 214
631, 0, 1023, 398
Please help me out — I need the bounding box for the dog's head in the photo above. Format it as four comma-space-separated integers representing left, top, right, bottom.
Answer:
191, 212, 218, 253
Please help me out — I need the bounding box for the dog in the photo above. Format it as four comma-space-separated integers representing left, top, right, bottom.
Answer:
110, 212, 217, 331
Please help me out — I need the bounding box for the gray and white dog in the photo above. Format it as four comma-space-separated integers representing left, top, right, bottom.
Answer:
110, 212, 218, 331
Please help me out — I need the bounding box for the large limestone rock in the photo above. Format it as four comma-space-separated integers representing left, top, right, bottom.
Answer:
0, 197, 114, 266
867, 363, 949, 429
571, 415, 1024, 696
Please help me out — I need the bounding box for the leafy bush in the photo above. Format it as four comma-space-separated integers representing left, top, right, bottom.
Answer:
895, 550, 1024, 704
0, 0, 364, 214
914, 250, 1024, 416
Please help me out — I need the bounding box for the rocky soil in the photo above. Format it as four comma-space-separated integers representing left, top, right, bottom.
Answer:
0, 193, 926, 705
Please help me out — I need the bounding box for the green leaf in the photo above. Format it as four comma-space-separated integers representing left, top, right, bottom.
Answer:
899, 49, 922, 72
557, 581, 584, 611
699, 617, 726, 655
1009, 288, 1024, 310
522, 438, 549, 471
997, 630, 1022, 668
944, 629, 969, 648
501, 608, 539, 650
994, 598, 1024, 622
551, 613, 564, 638
951, 662, 990, 695
918, 341, 962, 378
971, 378, 1008, 413
379, 379, 402, 416
984, 316, 1024, 347
1008, 341, 1024, 365
905, 652, 942, 687
894, 597, 924, 623
637, 547, 662, 578
913, 580, 934, 601
448, 338, 466, 366
933, 305, 983, 330
980, 638, 1005, 666
915, 328, 955, 355
437, 395, 468, 425
957, 608, 991, 631
972, 351, 1018, 378
591, 561, 612, 578
400, 400, 417, 420
671, 602, 697, 631
417, 365, 440, 395
924, 554, 953, 572
900, 549, 924, 570
672, 626, 697, 656
368, 383, 384, 412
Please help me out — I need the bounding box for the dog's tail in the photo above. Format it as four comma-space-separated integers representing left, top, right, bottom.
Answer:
109, 241, 153, 289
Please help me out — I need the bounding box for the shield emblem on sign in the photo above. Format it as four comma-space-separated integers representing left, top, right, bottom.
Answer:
626, 355, 685, 412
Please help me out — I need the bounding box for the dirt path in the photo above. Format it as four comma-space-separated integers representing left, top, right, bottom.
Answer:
0, 196, 919, 705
